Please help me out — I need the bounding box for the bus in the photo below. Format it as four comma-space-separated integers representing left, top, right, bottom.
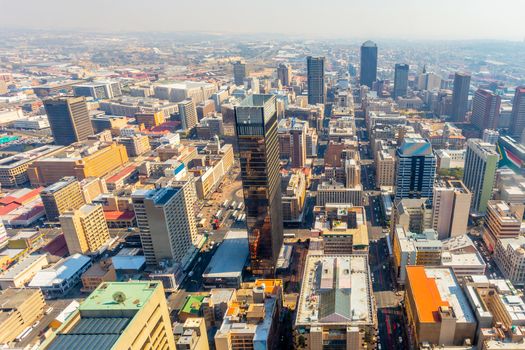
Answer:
284, 233, 296, 239
215, 210, 223, 219
237, 202, 244, 210
222, 200, 229, 208
230, 201, 236, 210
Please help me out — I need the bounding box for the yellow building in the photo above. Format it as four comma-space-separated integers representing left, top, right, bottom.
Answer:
80, 260, 117, 292
59, 204, 111, 255
0, 288, 46, 344
40, 281, 176, 350
135, 111, 165, 128
175, 318, 210, 350
27, 142, 129, 186
41, 177, 86, 221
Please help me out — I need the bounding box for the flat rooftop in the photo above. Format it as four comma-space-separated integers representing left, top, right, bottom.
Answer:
203, 230, 248, 279
296, 254, 374, 326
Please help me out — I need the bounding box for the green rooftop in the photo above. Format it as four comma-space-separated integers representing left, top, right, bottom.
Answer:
180, 295, 207, 315
80, 281, 161, 313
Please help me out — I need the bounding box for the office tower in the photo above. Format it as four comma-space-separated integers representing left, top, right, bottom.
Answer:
451, 72, 471, 122
44, 96, 94, 146
471, 89, 501, 132
244, 77, 260, 94
40, 281, 176, 350
306, 56, 326, 105
432, 180, 472, 239
510, 87, 525, 138
235, 95, 283, 275
463, 139, 499, 214
376, 149, 396, 188
117, 135, 151, 157
290, 122, 307, 168
132, 182, 198, 266
233, 60, 247, 86
395, 138, 437, 202
277, 63, 292, 86
135, 111, 165, 128
360, 40, 378, 88
417, 72, 442, 91
482, 129, 500, 145
0, 288, 46, 344
483, 200, 523, 251
179, 99, 198, 130
393, 63, 409, 98
59, 204, 111, 255
41, 176, 86, 221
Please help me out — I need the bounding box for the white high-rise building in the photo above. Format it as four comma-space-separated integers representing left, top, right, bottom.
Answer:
432, 180, 472, 239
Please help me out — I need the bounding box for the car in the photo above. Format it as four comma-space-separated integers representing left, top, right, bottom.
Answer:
399, 337, 403, 343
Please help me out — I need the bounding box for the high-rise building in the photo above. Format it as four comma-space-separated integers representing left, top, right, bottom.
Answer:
471, 89, 501, 132
59, 204, 111, 255
360, 40, 378, 88
510, 86, 525, 138
306, 56, 325, 105
432, 180, 472, 239
451, 72, 471, 122
39, 281, 176, 350
235, 95, 283, 275
417, 72, 442, 91
395, 138, 437, 202
44, 96, 94, 146
463, 139, 499, 214
277, 63, 292, 86
483, 200, 524, 252
376, 149, 396, 188
132, 182, 198, 266
393, 63, 409, 98
233, 60, 247, 86
179, 99, 198, 130
41, 176, 86, 221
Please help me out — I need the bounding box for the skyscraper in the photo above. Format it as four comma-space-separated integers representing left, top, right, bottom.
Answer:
510, 87, 525, 138
132, 183, 198, 266
235, 95, 283, 276
59, 204, 111, 255
451, 72, 471, 122
233, 60, 247, 86
277, 63, 292, 86
463, 139, 499, 214
471, 89, 501, 132
44, 96, 94, 146
178, 99, 198, 130
432, 180, 472, 239
395, 138, 437, 202
393, 63, 409, 98
306, 56, 325, 105
360, 40, 378, 88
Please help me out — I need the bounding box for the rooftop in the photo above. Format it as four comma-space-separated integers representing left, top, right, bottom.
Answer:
80, 281, 160, 312
296, 254, 374, 326
203, 230, 248, 279
29, 253, 91, 288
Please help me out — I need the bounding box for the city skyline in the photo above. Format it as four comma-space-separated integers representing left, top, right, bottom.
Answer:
1, 0, 525, 41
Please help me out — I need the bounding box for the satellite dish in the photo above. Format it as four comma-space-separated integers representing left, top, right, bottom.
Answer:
112, 291, 126, 303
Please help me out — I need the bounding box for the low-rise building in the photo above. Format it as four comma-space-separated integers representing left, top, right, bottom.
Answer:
174, 317, 210, 350
494, 235, 525, 286
215, 279, 282, 350
0, 288, 46, 344
316, 180, 362, 207
404, 266, 477, 347
202, 230, 249, 289
294, 254, 377, 349
80, 260, 117, 292
0, 253, 48, 289
29, 253, 92, 298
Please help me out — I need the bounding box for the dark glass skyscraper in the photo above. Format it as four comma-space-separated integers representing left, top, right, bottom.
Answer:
235, 94, 283, 276
44, 96, 94, 146
233, 60, 247, 86
393, 63, 409, 98
451, 72, 471, 122
395, 138, 437, 203
306, 56, 325, 105
360, 40, 378, 88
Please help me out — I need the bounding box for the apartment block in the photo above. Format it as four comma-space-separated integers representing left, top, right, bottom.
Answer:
59, 204, 111, 255
483, 200, 523, 252
41, 176, 86, 221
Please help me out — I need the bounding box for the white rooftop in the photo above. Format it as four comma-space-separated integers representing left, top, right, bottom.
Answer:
29, 253, 91, 288
203, 230, 248, 279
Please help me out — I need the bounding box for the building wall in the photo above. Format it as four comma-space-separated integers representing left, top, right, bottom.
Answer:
0, 289, 46, 343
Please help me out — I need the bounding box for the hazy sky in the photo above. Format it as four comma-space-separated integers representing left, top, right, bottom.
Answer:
2, 0, 524, 41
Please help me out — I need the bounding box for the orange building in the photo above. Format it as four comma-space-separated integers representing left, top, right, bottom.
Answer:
404, 266, 476, 347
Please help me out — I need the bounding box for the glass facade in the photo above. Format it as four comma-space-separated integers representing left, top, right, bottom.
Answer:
235, 95, 283, 276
